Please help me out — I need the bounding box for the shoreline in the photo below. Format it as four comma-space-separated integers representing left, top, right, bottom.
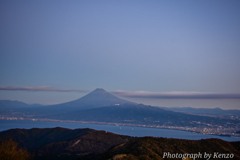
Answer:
0, 116, 239, 138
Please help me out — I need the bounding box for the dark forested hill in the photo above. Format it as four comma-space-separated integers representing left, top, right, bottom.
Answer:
0, 127, 239, 160
0, 127, 131, 151
0, 127, 91, 149
87, 137, 240, 160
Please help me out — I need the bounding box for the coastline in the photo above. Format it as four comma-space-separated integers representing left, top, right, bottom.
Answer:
1, 116, 239, 138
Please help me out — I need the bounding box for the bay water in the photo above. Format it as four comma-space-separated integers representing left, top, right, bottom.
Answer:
0, 120, 239, 142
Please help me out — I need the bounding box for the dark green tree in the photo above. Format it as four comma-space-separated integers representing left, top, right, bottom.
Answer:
0, 138, 30, 160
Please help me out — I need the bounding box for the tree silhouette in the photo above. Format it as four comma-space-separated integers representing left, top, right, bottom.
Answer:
0, 138, 30, 160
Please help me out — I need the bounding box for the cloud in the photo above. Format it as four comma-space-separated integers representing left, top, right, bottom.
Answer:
111, 90, 240, 99
0, 86, 88, 93
1, 86, 240, 99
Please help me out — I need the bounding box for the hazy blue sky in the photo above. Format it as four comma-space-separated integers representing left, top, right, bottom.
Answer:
0, 0, 240, 109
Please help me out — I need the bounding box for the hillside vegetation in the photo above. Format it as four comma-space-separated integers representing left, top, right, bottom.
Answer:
0, 127, 239, 160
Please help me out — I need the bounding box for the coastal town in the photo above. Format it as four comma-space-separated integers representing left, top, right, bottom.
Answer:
1, 115, 239, 137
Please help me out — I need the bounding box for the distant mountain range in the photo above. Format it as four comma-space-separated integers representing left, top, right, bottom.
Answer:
163, 106, 240, 116
0, 127, 239, 160
52, 103, 239, 128
1, 88, 240, 136
0, 88, 134, 115
0, 100, 42, 110
1, 88, 239, 115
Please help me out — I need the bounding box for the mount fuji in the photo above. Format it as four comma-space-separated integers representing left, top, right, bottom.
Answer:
49, 88, 135, 111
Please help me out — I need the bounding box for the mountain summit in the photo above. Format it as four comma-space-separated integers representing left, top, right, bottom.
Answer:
0, 88, 135, 116
51, 88, 134, 110
79, 88, 126, 103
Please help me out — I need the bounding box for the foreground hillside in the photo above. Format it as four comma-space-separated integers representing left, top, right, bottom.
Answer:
0, 127, 240, 160
87, 137, 240, 160
0, 127, 132, 158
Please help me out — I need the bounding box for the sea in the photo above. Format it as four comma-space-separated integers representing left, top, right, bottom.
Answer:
0, 120, 239, 142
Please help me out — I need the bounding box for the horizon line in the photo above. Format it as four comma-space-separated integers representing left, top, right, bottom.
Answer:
1, 86, 240, 99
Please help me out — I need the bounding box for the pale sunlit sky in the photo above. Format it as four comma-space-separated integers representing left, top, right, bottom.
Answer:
0, 0, 240, 109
